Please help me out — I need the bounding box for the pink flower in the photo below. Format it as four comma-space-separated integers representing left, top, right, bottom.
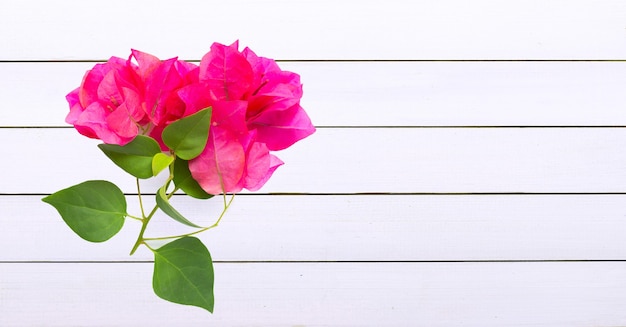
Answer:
242, 46, 313, 150
65, 43, 314, 195
66, 50, 197, 145
185, 41, 315, 194
184, 99, 284, 194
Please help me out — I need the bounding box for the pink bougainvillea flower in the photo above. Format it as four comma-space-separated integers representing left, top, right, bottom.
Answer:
182, 41, 314, 194
65, 42, 314, 195
65, 51, 197, 145
198, 42, 315, 144
240, 46, 314, 150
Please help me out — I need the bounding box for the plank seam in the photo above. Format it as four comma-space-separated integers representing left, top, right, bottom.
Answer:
5, 192, 626, 196
3, 260, 626, 264
2, 59, 626, 63
2, 126, 626, 129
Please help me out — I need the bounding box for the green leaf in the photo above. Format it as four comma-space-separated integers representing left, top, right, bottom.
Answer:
42, 180, 126, 242
173, 158, 213, 199
152, 152, 174, 176
162, 108, 212, 160
156, 185, 203, 228
98, 135, 162, 179
153, 237, 214, 313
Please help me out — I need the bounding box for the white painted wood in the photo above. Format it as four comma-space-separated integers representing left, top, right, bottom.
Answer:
3, 0, 626, 325
3, 128, 626, 194
2, 262, 626, 326
3, 195, 626, 262
2, 0, 626, 60
3, 61, 626, 127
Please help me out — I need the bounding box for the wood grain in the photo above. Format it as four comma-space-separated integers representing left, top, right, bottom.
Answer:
2, 0, 626, 325
2, 262, 626, 326
2, 128, 626, 194
2, 61, 626, 127
1, 0, 625, 60
3, 195, 626, 262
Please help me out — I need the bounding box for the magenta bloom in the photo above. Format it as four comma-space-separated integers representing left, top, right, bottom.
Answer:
66, 50, 197, 145
65, 42, 314, 194
186, 41, 315, 194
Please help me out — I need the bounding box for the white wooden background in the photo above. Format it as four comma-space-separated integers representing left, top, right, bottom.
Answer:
2, 0, 626, 325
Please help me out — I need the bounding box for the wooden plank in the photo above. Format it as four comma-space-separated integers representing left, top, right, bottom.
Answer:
2, 128, 626, 194
1, 0, 626, 60
3, 195, 626, 262
3, 61, 626, 127
2, 262, 626, 326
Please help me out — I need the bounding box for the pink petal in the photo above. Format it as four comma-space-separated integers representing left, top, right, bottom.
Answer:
211, 100, 248, 139
259, 70, 303, 99
175, 59, 199, 83
120, 87, 145, 122
157, 91, 186, 126
199, 42, 253, 101
243, 141, 284, 191
242, 47, 281, 76
241, 47, 280, 93
248, 104, 316, 151
143, 58, 194, 125
96, 70, 124, 109
247, 91, 301, 121
65, 88, 83, 124
74, 102, 124, 144
108, 56, 129, 71
79, 63, 110, 107
246, 70, 303, 119
106, 102, 139, 143
148, 124, 168, 151
177, 83, 213, 116
130, 49, 162, 80
189, 128, 246, 194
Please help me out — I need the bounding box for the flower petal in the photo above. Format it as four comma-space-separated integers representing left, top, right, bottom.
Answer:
248, 104, 316, 151
96, 70, 124, 110
74, 102, 125, 144
65, 88, 82, 125
79, 63, 110, 107
199, 42, 253, 101
211, 100, 248, 139
143, 58, 185, 124
243, 140, 283, 191
130, 49, 162, 80
189, 128, 245, 194
177, 84, 213, 117
106, 102, 139, 143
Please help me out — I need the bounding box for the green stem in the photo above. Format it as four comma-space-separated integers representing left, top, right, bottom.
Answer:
143, 242, 156, 252
129, 164, 176, 255
167, 187, 180, 199
213, 193, 235, 228
126, 215, 143, 221
136, 178, 146, 218
129, 204, 159, 255
143, 194, 235, 242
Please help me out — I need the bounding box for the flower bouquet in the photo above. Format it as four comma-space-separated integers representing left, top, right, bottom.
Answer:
42, 41, 315, 312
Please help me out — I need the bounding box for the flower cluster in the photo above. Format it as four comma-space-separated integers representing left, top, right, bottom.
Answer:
46, 41, 315, 313
66, 41, 315, 194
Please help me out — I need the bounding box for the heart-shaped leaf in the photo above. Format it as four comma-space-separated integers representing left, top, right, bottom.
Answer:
152, 152, 174, 176
98, 135, 162, 179
162, 108, 212, 160
42, 180, 126, 242
153, 237, 215, 313
156, 185, 203, 228
173, 158, 213, 199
